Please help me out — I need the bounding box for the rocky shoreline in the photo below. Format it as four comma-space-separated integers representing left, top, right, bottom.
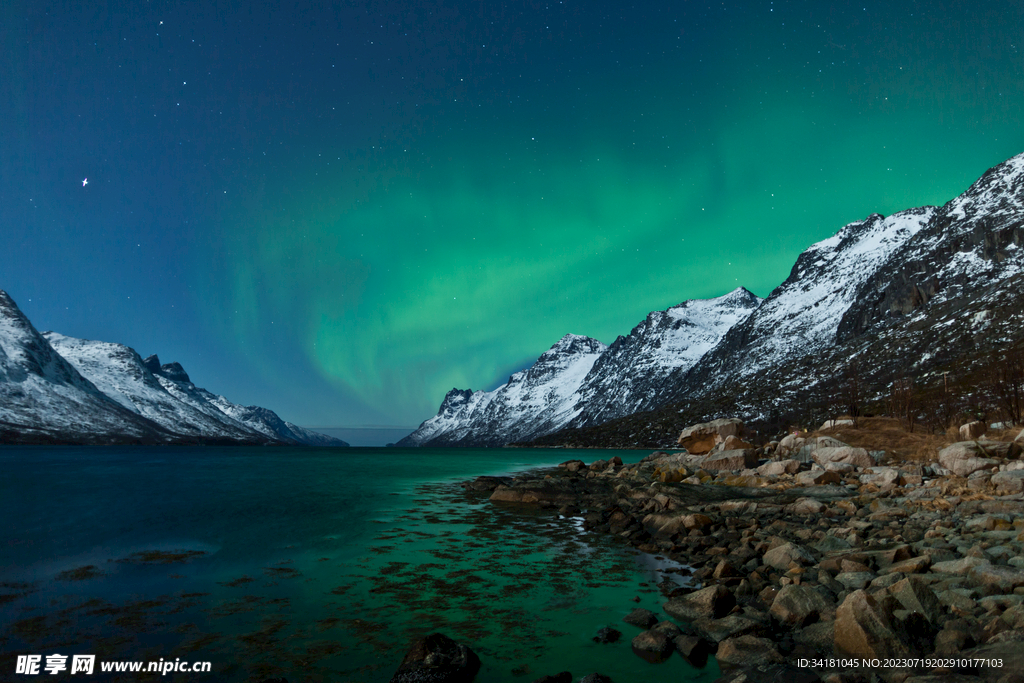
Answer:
444, 424, 1024, 683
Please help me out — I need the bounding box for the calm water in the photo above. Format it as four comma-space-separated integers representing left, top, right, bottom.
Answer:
0, 447, 720, 682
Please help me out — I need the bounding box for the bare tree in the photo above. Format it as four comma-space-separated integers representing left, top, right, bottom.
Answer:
989, 345, 1024, 426
889, 375, 916, 432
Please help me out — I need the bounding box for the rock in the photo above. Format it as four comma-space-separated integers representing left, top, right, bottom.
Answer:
931, 556, 991, 576
968, 565, 1024, 594
592, 627, 621, 643
960, 421, 987, 440
682, 513, 714, 530
770, 584, 836, 626
991, 470, 1024, 494
622, 607, 659, 629
974, 439, 1023, 460
762, 541, 815, 570
701, 449, 758, 472
642, 514, 688, 539
786, 498, 827, 515
559, 459, 586, 473
664, 584, 736, 621
778, 432, 807, 457
835, 572, 875, 590
631, 629, 673, 663
651, 620, 683, 638
389, 633, 482, 683
756, 459, 801, 476
833, 590, 910, 659
859, 467, 904, 488
673, 634, 711, 667
531, 674, 571, 683
714, 635, 783, 668
887, 577, 942, 625
692, 615, 764, 642
677, 418, 744, 454
813, 447, 874, 470
795, 470, 842, 486
578, 675, 612, 683
821, 419, 856, 431
881, 555, 931, 575
938, 442, 1001, 477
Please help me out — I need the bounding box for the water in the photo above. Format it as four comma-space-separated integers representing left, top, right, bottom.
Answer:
0, 447, 720, 682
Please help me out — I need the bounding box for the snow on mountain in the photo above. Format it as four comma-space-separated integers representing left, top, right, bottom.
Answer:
0, 291, 346, 446
43, 334, 265, 441
668, 208, 934, 402
567, 287, 762, 427
402, 290, 762, 446
0, 292, 170, 442
400, 334, 607, 446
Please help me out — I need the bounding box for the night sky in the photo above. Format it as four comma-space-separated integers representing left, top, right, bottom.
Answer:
4, 1, 1024, 429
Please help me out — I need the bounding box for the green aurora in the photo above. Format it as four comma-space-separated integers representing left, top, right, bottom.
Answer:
189, 3, 1024, 426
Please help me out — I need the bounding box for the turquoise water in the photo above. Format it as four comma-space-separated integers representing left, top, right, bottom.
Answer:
0, 447, 720, 682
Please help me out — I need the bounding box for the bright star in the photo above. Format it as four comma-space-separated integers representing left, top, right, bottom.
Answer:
82, 178, 88, 186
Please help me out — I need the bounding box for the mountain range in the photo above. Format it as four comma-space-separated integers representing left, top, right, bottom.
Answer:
401, 151, 1024, 447
0, 292, 346, 446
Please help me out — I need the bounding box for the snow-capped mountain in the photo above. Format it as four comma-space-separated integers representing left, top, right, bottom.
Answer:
400, 289, 761, 446
409, 151, 1024, 447
399, 334, 607, 447
0, 293, 347, 446
0, 292, 173, 443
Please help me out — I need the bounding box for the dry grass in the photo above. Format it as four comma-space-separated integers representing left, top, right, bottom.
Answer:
810, 416, 955, 463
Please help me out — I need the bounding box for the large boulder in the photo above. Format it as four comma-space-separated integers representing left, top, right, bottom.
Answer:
631, 629, 673, 663
714, 635, 783, 668
795, 469, 842, 486
960, 421, 987, 440
700, 449, 758, 472
677, 418, 744, 454
769, 584, 835, 626
833, 590, 910, 659
389, 633, 481, 683
756, 459, 800, 476
762, 542, 815, 571
663, 584, 735, 622
887, 577, 942, 625
991, 470, 1024, 494
937, 442, 1001, 477
812, 446, 874, 469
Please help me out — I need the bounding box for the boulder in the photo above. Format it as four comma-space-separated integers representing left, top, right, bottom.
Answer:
812, 446, 874, 469
937, 442, 1001, 477
714, 635, 783, 668
389, 633, 481, 683
592, 627, 621, 644
785, 498, 826, 515
756, 459, 800, 476
641, 514, 688, 539
859, 467, 904, 488
762, 541, 815, 570
795, 469, 842, 486
559, 459, 586, 473
677, 418, 744, 454
967, 565, 1024, 594
820, 418, 856, 431
991, 470, 1024, 494
931, 557, 991, 576
777, 432, 807, 457
769, 584, 835, 626
631, 629, 673, 663
960, 421, 987, 440
663, 584, 735, 622
700, 449, 758, 472
672, 635, 711, 667
716, 435, 755, 452
691, 615, 764, 642
887, 577, 942, 625
833, 590, 910, 659
622, 607, 659, 629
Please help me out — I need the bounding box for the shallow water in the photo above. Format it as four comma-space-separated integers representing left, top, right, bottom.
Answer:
0, 446, 719, 682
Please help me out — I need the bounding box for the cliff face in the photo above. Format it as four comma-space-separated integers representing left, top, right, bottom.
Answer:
408, 152, 1024, 447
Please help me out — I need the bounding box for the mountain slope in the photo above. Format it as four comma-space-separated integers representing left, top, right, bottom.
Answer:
534, 151, 1024, 447
401, 289, 762, 447
399, 334, 607, 447
0, 292, 174, 443
1, 291, 347, 446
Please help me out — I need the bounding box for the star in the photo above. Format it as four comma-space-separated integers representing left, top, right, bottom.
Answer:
82, 178, 88, 186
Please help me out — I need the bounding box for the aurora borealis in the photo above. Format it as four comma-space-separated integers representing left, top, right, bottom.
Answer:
4, 1, 1024, 429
